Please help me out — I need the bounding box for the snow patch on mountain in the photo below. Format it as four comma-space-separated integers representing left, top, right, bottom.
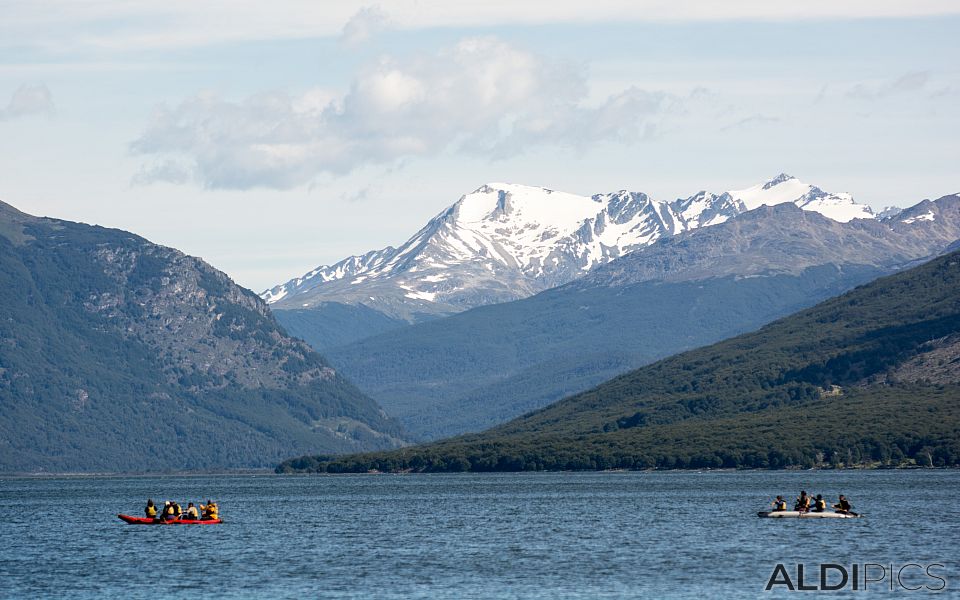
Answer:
902, 210, 936, 224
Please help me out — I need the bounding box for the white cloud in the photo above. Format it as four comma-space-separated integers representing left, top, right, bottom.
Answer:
720, 114, 781, 131
131, 37, 682, 189
847, 71, 931, 100
131, 159, 193, 186
340, 183, 381, 203
0, 84, 55, 120
340, 5, 392, 45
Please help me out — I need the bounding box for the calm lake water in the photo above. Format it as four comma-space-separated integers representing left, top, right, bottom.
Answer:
0, 470, 956, 599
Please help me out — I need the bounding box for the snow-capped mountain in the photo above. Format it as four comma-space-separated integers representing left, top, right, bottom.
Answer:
728, 172, 875, 222
672, 172, 874, 230
263, 174, 875, 319
325, 194, 960, 441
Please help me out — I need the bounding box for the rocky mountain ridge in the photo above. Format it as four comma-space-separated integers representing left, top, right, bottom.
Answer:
264, 174, 875, 321
577, 194, 960, 289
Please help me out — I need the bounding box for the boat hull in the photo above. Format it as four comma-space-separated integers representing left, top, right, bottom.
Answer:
118, 514, 222, 525
758, 510, 859, 519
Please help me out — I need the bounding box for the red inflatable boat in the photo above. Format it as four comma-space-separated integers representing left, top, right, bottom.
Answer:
118, 514, 222, 525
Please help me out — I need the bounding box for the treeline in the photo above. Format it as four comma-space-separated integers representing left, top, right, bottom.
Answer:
276, 384, 960, 473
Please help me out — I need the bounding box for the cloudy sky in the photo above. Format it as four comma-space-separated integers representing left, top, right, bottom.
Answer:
2, 1, 959, 291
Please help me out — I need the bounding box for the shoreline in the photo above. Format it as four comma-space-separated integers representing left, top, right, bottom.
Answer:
2, 465, 957, 478
0, 468, 275, 479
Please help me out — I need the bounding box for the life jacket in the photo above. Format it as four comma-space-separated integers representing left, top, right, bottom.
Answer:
202, 503, 218, 520
815, 498, 826, 510
797, 496, 810, 508
172, 503, 182, 516
186, 506, 199, 519
165, 504, 175, 516
145, 505, 157, 518
776, 500, 787, 510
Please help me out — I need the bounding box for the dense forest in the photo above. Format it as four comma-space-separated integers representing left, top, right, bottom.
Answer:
278, 250, 960, 473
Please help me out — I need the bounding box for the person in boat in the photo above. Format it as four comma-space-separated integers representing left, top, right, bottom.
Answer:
771, 495, 787, 511
172, 501, 182, 519
813, 494, 827, 512
160, 500, 176, 521
144, 499, 158, 520
794, 491, 811, 512
200, 500, 218, 521
833, 494, 852, 513
183, 502, 199, 520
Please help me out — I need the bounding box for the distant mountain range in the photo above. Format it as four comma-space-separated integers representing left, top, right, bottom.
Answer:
278, 247, 960, 473
0, 200, 405, 472
324, 194, 960, 441
265, 174, 877, 348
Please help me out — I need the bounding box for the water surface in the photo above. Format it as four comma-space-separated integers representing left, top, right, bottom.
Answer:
0, 470, 956, 598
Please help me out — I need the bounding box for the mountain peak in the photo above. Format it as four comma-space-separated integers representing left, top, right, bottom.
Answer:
727, 175, 871, 222
265, 183, 682, 316
762, 173, 796, 189
472, 182, 555, 196
264, 174, 880, 317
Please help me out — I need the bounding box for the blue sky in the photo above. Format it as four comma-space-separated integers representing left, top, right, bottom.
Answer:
1, 1, 958, 290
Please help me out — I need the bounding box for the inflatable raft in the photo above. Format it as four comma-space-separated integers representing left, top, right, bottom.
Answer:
118, 514, 222, 525
758, 510, 860, 519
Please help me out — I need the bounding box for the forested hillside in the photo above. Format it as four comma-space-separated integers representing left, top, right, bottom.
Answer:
279, 249, 960, 473
0, 200, 406, 472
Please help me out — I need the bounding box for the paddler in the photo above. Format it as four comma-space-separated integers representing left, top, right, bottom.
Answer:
771, 495, 787, 511
794, 491, 811, 512
184, 502, 199, 520
161, 500, 176, 521
172, 501, 182, 519
144, 499, 158, 520
813, 494, 827, 512
200, 500, 218, 521
833, 494, 852, 513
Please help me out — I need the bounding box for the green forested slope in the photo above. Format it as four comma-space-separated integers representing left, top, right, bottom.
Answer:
0, 201, 405, 472
279, 250, 960, 473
